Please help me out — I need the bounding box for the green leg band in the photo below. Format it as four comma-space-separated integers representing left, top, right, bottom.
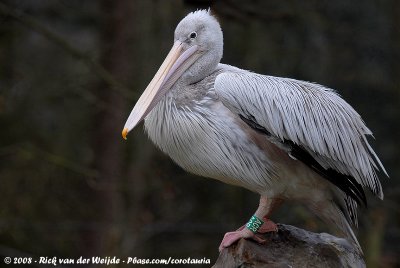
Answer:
246, 215, 264, 233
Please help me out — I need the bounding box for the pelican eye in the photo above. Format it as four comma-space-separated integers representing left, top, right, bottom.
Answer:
189, 32, 197, 39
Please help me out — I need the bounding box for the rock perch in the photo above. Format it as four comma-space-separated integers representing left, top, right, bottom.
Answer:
213, 224, 365, 268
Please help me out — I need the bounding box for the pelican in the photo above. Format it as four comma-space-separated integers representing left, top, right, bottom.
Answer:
122, 10, 387, 252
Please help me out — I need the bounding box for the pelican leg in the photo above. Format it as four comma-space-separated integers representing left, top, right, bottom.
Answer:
218, 196, 279, 252
257, 218, 278, 233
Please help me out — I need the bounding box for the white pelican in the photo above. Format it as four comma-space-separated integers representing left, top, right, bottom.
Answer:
122, 10, 387, 252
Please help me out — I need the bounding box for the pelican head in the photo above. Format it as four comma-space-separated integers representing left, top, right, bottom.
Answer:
122, 10, 223, 139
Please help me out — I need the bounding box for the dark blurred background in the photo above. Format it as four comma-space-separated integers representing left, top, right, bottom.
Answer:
0, 0, 399, 267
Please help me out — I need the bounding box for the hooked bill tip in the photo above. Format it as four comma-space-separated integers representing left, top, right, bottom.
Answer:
122, 128, 128, 140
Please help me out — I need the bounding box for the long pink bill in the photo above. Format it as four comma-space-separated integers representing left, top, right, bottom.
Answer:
122, 41, 200, 140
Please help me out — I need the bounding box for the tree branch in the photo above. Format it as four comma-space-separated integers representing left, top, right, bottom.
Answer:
0, 2, 134, 100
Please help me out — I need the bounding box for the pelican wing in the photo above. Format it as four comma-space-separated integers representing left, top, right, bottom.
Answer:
214, 71, 387, 204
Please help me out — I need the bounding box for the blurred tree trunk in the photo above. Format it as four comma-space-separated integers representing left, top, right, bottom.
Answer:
83, 0, 133, 258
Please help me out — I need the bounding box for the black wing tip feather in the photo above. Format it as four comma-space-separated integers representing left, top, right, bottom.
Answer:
289, 141, 367, 207
239, 114, 367, 207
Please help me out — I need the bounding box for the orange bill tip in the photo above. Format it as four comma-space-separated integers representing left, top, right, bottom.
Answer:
122, 128, 128, 140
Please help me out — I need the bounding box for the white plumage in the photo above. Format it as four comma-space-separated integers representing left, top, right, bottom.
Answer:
216, 72, 387, 197
123, 9, 387, 252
